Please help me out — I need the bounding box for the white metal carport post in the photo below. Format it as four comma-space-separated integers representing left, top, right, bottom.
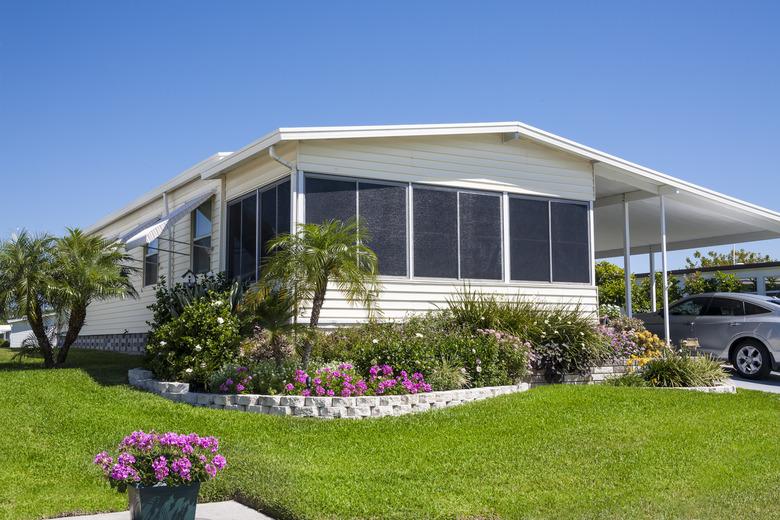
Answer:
623, 196, 632, 317
659, 194, 671, 344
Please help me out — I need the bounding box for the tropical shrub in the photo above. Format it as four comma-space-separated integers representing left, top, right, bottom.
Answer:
312, 313, 531, 387
147, 272, 242, 331
0, 338, 9, 349
93, 431, 226, 492
146, 293, 241, 386
607, 351, 726, 387
425, 358, 471, 390
239, 325, 296, 365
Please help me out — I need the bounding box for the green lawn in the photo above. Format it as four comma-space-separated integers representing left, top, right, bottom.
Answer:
1, 349, 779, 520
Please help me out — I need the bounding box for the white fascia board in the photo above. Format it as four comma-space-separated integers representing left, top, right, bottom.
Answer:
199, 130, 283, 180
596, 230, 780, 259
85, 152, 232, 236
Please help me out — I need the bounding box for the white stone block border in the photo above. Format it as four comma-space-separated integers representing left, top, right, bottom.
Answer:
128, 368, 530, 419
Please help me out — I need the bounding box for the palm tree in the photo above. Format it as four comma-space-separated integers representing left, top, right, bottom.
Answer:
52, 228, 136, 365
0, 231, 58, 367
261, 219, 380, 367
240, 284, 301, 367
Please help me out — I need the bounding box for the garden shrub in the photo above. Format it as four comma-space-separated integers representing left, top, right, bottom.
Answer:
311, 313, 531, 388
426, 358, 470, 390
0, 338, 9, 349
607, 351, 726, 387
146, 293, 241, 386
209, 360, 299, 395
284, 362, 431, 397
239, 325, 296, 365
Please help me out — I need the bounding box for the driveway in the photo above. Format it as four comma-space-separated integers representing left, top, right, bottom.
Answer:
725, 369, 780, 394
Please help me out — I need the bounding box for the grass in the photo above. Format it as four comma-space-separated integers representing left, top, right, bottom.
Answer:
1, 348, 779, 519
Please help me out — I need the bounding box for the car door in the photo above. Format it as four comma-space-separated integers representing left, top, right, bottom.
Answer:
667, 296, 711, 346
694, 297, 746, 359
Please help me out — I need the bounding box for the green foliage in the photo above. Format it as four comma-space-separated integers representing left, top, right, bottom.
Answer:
683, 270, 742, 296
596, 261, 680, 312
260, 219, 381, 367
685, 249, 772, 269
446, 287, 610, 379
426, 357, 471, 390
640, 351, 726, 387
207, 360, 299, 395
312, 313, 530, 388
146, 272, 242, 331
238, 284, 304, 365
0, 339, 9, 349
146, 293, 241, 386
608, 351, 726, 388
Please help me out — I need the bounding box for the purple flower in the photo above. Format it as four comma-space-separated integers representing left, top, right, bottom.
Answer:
205, 463, 217, 478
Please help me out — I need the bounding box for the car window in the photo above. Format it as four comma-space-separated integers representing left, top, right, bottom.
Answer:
669, 297, 709, 316
704, 298, 744, 316
744, 302, 772, 315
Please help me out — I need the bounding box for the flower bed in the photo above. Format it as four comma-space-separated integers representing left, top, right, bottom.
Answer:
129, 368, 529, 419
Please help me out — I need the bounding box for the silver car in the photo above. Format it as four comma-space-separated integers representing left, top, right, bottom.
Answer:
636, 292, 780, 379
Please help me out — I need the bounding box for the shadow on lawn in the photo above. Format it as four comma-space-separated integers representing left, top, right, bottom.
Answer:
0, 347, 142, 387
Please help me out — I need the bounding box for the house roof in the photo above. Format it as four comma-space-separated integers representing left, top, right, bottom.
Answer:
85, 121, 780, 257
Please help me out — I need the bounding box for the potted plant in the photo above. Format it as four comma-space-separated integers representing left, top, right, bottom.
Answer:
94, 431, 227, 520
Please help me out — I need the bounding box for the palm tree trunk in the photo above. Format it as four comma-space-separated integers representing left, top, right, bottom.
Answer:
56, 304, 86, 366
302, 289, 327, 369
28, 308, 55, 368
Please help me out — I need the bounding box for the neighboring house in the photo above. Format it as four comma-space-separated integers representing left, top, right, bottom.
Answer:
636, 261, 780, 296
77, 121, 780, 350
6, 315, 59, 349
0, 324, 10, 344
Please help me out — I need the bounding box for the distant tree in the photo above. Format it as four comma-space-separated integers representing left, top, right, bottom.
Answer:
682, 271, 742, 296
685, 249, 772, 269
638, 271, 682, 308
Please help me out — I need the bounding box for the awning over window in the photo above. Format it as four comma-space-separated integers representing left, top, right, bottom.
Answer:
120, 189, 216, 251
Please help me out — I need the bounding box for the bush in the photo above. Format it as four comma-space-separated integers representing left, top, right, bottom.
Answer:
641, 352, 726, 387
207, 365, 253, 394
607, 351, 726, 388
284, 362, 432, 397
447, 288, 610, 380
146, 293, 241, 386
0, 338, 9, 349
426, 358, 470, 390
239, 325, 296, 365
312, 313, 531, 388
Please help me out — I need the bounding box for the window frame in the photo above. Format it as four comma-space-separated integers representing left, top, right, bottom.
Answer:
191, 198, 213, 274
508, 193, 592, 285
143, 239, 160, 287
225, 176, 293, 281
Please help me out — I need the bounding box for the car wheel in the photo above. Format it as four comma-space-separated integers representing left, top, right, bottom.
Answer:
732, 341, 771, 380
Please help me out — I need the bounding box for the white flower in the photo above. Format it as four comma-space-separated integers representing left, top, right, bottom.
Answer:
200, 362, 206, 368
185, 368, 193, 373
159, 340, 166, 346
554, 330, 559, 334
580, 332, 585, 337
567, 321, 571, 325
480, 316, 485, 320
372, 338, 379, 344
415, 333, 424, 338
544, 320, 549, 325
471, 348, 476, 354
216, 317, 225, 325
541, 332, 547, 336
460, 368, 467, 374
194, 345, 202, 352
212, 300, 223, 306
476, 365, 482, 373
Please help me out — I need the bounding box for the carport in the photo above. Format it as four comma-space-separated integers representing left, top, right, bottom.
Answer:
591, 157, 780, 344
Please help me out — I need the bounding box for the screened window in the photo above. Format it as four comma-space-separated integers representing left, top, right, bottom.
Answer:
304, 175, 408, 276
191, 198, 212, 274
550, 202, 590, 283
413, 188, 458, 278
226, 193, 257, 281
459, 192, 502, 280
509, 198, 550, 282
745, 302, 772, 315
358, 182, 407, 276
143, 239, 159, 287
259, 181, 291, 265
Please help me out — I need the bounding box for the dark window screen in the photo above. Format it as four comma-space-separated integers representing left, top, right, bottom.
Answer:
704, 298, 744, 316
459, 193, 502, 279
550, 202, 589, 283
226, 201, 242, 279
239, 194, 257, 281
745, 302, 771, 315
305, 177, 356, 225
509, 198, 550, 281
413, 188, 458, 278
259, 187, 277, 260
358, 182, 407, 276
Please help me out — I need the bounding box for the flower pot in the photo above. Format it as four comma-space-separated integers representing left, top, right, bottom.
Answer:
128, 482, 200, 520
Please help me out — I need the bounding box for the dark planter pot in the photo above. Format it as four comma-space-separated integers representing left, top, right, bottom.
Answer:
128, 482, 200, 520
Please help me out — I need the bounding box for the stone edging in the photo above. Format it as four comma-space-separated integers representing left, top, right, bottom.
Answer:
128, 368, 530, 419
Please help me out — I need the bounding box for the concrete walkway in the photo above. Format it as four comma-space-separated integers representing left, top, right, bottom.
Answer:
62, 501, 273, 520
726, 369, 780, 394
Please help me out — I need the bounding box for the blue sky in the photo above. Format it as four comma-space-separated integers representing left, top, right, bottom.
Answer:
1, 1, 778, 271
